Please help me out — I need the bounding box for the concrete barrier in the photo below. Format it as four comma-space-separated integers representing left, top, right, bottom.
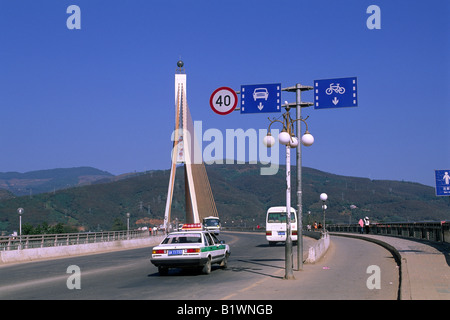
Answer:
0, 235, 165, 265
304, 231, 330, 263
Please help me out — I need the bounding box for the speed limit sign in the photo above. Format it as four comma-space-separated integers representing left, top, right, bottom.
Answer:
209, 87, 237, 115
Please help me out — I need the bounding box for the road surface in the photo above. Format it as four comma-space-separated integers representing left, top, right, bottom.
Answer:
0, 232, 399, 300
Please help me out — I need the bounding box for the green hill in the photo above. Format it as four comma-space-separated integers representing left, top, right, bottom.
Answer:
0, 167, 113, 196
0, 164, 448, 234
0, 189, 14, 201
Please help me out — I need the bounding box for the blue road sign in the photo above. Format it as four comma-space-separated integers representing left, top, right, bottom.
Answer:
314, 77, 358, 109
240, 83, 281, 114
435, 170, 450, 196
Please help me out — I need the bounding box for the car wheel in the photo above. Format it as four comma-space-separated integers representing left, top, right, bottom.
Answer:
220, 252, 229, 268
202, 256, 212, 274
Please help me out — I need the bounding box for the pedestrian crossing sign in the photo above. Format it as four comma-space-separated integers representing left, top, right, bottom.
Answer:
435, 170, 450, 196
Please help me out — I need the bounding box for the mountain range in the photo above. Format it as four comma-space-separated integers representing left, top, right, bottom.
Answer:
0, 167, 113, 196
0, 165, 448, 234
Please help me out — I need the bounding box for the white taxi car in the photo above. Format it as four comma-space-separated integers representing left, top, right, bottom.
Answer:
150, 224, 230, 275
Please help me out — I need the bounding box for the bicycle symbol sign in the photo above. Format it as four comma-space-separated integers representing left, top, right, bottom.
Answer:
314, 77, 357, 109
325, 83, 345, 95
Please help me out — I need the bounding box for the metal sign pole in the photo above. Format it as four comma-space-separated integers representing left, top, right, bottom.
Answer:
283, 84, 313, 271
285, 144, 295, 279
295, 84, 303, 271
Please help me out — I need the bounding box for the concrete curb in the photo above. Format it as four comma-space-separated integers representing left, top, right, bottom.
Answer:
0, 235, 165, 265
304, 231, 330, 264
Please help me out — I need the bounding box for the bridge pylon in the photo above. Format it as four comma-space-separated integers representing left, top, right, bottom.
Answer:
163, 61, 218, 231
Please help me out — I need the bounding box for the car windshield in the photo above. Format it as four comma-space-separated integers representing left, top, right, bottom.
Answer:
161, 233, 202, 244
204, 219, 219, 227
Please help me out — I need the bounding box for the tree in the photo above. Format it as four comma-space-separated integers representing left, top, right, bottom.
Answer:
21, 222, 78, 235
22, 223, 35, 235
111, 218, 126, 231
50, 223, 65, 234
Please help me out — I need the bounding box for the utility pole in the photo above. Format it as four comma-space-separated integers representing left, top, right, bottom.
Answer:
282, 84, 313, 271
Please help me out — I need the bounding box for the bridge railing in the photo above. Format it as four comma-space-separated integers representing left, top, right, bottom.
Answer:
328, 221, 450, 244
0, 229, 153, 251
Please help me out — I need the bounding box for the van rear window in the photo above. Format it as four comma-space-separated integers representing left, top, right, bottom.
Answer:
267, 212, 296, 223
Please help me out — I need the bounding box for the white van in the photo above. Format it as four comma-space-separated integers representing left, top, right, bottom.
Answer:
202, 216, 221, 235
265, 206, 297, 246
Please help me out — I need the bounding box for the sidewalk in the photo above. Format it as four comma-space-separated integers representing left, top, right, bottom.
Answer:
331, 232, 450, 300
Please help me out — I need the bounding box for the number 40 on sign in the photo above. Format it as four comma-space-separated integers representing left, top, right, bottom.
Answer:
210, 87, 238, 115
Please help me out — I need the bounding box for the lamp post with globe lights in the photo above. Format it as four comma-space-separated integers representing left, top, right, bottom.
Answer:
263, 103, 314, 279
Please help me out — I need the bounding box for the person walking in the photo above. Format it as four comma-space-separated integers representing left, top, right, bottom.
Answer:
363, 216, 370, 234
358, 218, 364, 234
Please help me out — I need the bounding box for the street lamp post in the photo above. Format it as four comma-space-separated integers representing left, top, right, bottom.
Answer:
264, 104, 313, 280
126, 212, 130, 239
17, 208, 24, 249
320, 193, 328, 233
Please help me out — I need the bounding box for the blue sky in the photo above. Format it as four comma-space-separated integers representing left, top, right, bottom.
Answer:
0, 0, 448, 187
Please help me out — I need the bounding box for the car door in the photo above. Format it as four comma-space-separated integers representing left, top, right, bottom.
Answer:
204, 232, 222, 263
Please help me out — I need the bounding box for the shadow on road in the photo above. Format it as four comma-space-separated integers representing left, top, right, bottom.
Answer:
227, 258, 284, 279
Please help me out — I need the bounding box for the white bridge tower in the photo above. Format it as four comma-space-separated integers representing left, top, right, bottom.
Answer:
163, 61, 218, 231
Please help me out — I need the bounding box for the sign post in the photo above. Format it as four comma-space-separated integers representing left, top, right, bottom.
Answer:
209, 76, 357, 275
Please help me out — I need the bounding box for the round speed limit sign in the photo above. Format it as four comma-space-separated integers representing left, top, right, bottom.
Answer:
209, 87, 237, 115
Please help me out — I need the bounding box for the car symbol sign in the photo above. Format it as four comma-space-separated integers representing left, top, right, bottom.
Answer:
240, 83, 281, 114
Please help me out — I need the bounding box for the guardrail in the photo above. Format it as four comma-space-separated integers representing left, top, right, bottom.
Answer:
0, 229, 154, 251
328, 221, 450, 244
